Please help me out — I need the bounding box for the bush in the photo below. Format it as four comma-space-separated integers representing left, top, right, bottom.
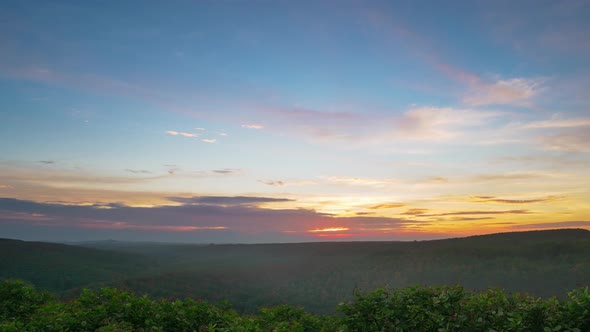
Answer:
1, 280, 589, 332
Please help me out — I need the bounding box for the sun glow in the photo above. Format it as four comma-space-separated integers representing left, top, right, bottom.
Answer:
307, 227, 350, 233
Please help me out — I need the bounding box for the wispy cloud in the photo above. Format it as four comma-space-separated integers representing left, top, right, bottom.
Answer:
323, 176, 399, 187
212, 169, 240, 175
258, 180, 285, 187
201, 138, 217, 143
471, 172, 555, 182
0, 163, 241, 192
0, 184, 14, 189
257, 179, 317, 187
124, 169, 152, 174
38, 160, 56, 164
463, 78, 544, 107
368, 203, 405, 210
525, 117, 590, 129
166, 130, 199, 137
420, 210, 532, 217
242, 124, 264, 129
401, 208, 430, 216
540, 128, 590, 152
397, 107, 503, 140
471, 195, 563, 204
166, 196, 293, 206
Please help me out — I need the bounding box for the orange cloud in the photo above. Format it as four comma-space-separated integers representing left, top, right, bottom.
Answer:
307, 227, 349, 233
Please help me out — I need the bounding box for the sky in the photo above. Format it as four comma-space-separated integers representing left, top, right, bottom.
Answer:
1, 0, 589, 243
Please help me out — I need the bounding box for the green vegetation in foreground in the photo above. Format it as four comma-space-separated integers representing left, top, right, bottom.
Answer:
2, 280, 589, 332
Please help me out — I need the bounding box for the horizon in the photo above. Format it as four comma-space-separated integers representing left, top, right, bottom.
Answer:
1, 226, 588, 246
1, 1, 589, 243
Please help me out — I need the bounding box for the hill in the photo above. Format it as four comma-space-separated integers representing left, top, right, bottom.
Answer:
0, 238, 153, 294
2, 229, 589, 313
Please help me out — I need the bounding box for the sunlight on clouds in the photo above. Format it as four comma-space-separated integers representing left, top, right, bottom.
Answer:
242, 124, 264, 129
307, 227, 349, 233
166, 130, 199, 137
323, 176, 399, 187
525, 117, 590, 129
540, 128, 590, 152
463, 78, 543, 106
397, 107, 502, 140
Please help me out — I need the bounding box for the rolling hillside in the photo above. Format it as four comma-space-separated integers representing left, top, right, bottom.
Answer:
2, 229, 589, 313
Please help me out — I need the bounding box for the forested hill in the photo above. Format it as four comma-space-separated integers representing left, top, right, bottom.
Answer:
0, 238, 152, 293
1, 228, 590, 314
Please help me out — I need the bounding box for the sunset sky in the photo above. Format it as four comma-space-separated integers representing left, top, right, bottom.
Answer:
1, 1, 589, 243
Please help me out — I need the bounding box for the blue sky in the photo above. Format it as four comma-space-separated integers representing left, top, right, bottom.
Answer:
1, 0, 589, 242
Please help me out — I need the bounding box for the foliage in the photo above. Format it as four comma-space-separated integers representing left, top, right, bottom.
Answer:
2, 279, 590, 332
3, 229, 590, 314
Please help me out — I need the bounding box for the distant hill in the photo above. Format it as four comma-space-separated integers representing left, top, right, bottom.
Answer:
2, 228, 589, 313
0, 238, 153, 294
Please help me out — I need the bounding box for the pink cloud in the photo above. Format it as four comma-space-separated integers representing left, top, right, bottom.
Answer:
241, 124, 264, 129
166, 130, 199, 138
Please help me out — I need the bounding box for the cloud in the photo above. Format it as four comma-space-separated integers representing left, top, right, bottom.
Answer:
0, 197, 429, 242
397, 107, 502, 140
307, 227, 349, 233
242, 124, 264, 129
195, 127, 205, 131
201, 138, 217, 143
420, 210, 532, 217
166, 196, 293, 206
510, 221, 590, 230
250, 104, 506, 148
258, 180, 285, 187
525, 117, 590, 129
471, 172, 554, 182
368, 203, 405, 210
446, 217, 494, 221
540, 128, 590, 152
0, 185, 13, 189
166, 130, 199, 138
212, 169, 240, 175
124, 169, 152, 174
323, 176, 399, 187
401, 208, 430, 215
0, 163, 240, 192
463, 78, 543, 106
471, 195, 563, 204
38, 160, 56, 164
257, 179, 317, 187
